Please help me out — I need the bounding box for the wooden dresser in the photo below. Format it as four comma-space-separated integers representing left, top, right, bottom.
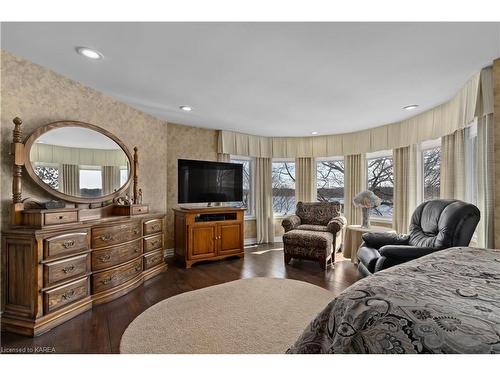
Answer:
173, 207, 244, 268
1, 209, 166, 336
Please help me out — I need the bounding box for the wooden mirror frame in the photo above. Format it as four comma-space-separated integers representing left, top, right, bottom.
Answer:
23, 120, 134, 204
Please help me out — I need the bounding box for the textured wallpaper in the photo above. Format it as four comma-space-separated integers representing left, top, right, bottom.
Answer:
0, 50, 168, 233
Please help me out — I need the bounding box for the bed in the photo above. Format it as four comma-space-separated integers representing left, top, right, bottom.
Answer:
287, 247, 500, 354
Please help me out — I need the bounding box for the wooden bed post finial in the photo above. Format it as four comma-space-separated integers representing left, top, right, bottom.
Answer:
133, 146, 139, 204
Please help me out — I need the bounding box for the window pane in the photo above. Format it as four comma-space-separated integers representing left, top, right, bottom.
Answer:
79, 169, 103, 198
272, 162, 296, 215
423, 147, 441, 201
316, 159, 344, 211
120, 169, 128, 186
367, 156, 393, 217
231, 159, 253, 216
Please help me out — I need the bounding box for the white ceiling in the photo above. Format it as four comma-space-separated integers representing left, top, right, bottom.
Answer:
2, 22, 500, 137
36, 127, 121, 149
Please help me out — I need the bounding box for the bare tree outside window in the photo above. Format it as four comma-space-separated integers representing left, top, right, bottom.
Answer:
367, 156, 393, 217
316, 160, 344, 210
272, 162, 295, 215
231, 159, 253, 216
423, 147, 441, 201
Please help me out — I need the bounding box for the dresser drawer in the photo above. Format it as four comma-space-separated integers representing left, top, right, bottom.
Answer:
92, 239, 142, 271
143, 249, 165, 270
91, 222, 142, 249
44, 277, 89, 314
143, 234, 163, 253
44, 253, 90, 288
143, 218, 163, 236
44, 232, 89, 260
92, 258, 143, 293
44, 210, 78, 226
132, 205, 149, 215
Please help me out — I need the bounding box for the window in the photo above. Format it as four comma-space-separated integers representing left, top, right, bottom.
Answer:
272, 161, 296, 215
79, 167, 103, 198
422, 147, 441, 201
367, 153, 394, 217
316, 158, 345, 211
120, 168, 129, 186
231, 158, 254, 217
465, 123, 478, 206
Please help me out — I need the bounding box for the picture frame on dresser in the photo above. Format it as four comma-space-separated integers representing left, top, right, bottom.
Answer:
1, 117, 167, 336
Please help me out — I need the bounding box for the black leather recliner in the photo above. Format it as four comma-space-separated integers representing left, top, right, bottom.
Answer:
357, 199, 480, 277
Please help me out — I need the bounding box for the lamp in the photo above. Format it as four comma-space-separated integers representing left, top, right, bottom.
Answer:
353, 190, 381, 228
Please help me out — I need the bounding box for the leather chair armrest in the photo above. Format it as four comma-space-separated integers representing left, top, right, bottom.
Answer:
361, 232, 410, 249
327, 216, 347, 234
378, 245, 438, 259
282, 215, 301, 232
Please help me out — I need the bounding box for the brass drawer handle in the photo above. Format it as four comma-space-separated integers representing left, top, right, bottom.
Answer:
133, 228, 140, 235
62, 240, 75, 248
101, 274, 117, 285
149, 240, 160, 248
98, 254, 111, 262
135, 265, 142, 272
62, 265, 75, 274
100, 233, 113, 242
134, 247, 140, 253
61, 289, 76, 300
149, 256, 162, 264
151, 224, 161, 231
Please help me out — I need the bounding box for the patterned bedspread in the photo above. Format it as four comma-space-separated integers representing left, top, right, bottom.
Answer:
287, 247, 500, 354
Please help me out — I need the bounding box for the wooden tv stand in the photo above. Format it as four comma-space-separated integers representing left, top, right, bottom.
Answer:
173, 207, 245, 268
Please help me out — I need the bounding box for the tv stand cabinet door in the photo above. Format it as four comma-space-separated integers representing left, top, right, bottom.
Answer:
189, 224, 217, 260
218, 223, 243, 256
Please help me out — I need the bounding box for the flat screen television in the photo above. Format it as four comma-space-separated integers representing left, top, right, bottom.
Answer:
178, 159, 243, 204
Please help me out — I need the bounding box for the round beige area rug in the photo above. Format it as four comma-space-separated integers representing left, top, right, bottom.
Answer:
120, 277, 333, 354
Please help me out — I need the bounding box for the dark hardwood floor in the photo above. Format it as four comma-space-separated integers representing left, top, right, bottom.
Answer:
0, 243, 361, 354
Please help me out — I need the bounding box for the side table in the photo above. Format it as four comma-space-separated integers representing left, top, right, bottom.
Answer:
343, 224, 396, 263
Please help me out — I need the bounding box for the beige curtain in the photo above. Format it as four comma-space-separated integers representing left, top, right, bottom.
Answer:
477, 114, 494, 248
393, 145, 417, 233
295, 157, 316, 202
61, 164, 79, 196
102, 166, 121, 195
217, 153, 231, 162
344, 154, 366, 226
255, 157, 274, 243
440, 129, 465, 200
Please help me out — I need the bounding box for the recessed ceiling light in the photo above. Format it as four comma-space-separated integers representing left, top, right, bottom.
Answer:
76, 47, 103, 60
311, 131, 319, 135
403, 104, 419, 110
179, 105, 193, 112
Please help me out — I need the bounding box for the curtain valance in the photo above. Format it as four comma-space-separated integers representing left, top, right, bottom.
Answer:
219, 67, 493, 158
30, 143, 129, 167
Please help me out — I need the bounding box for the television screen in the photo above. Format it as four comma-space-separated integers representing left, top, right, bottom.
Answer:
178, 159, 243, 204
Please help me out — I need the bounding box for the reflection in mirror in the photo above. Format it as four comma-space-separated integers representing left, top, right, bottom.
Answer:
30, 126, 130, 199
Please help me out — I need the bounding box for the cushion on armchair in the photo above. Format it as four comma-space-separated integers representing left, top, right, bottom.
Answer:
282, 214, 301, 232
327, 216, 347, 234
295, 201, 341, 225
361, 232, 410, 249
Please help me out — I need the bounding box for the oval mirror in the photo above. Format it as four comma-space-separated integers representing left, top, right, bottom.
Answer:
25, 121, 133, 203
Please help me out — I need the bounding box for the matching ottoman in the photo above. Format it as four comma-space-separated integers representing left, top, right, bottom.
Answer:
283, 229, 334, 270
